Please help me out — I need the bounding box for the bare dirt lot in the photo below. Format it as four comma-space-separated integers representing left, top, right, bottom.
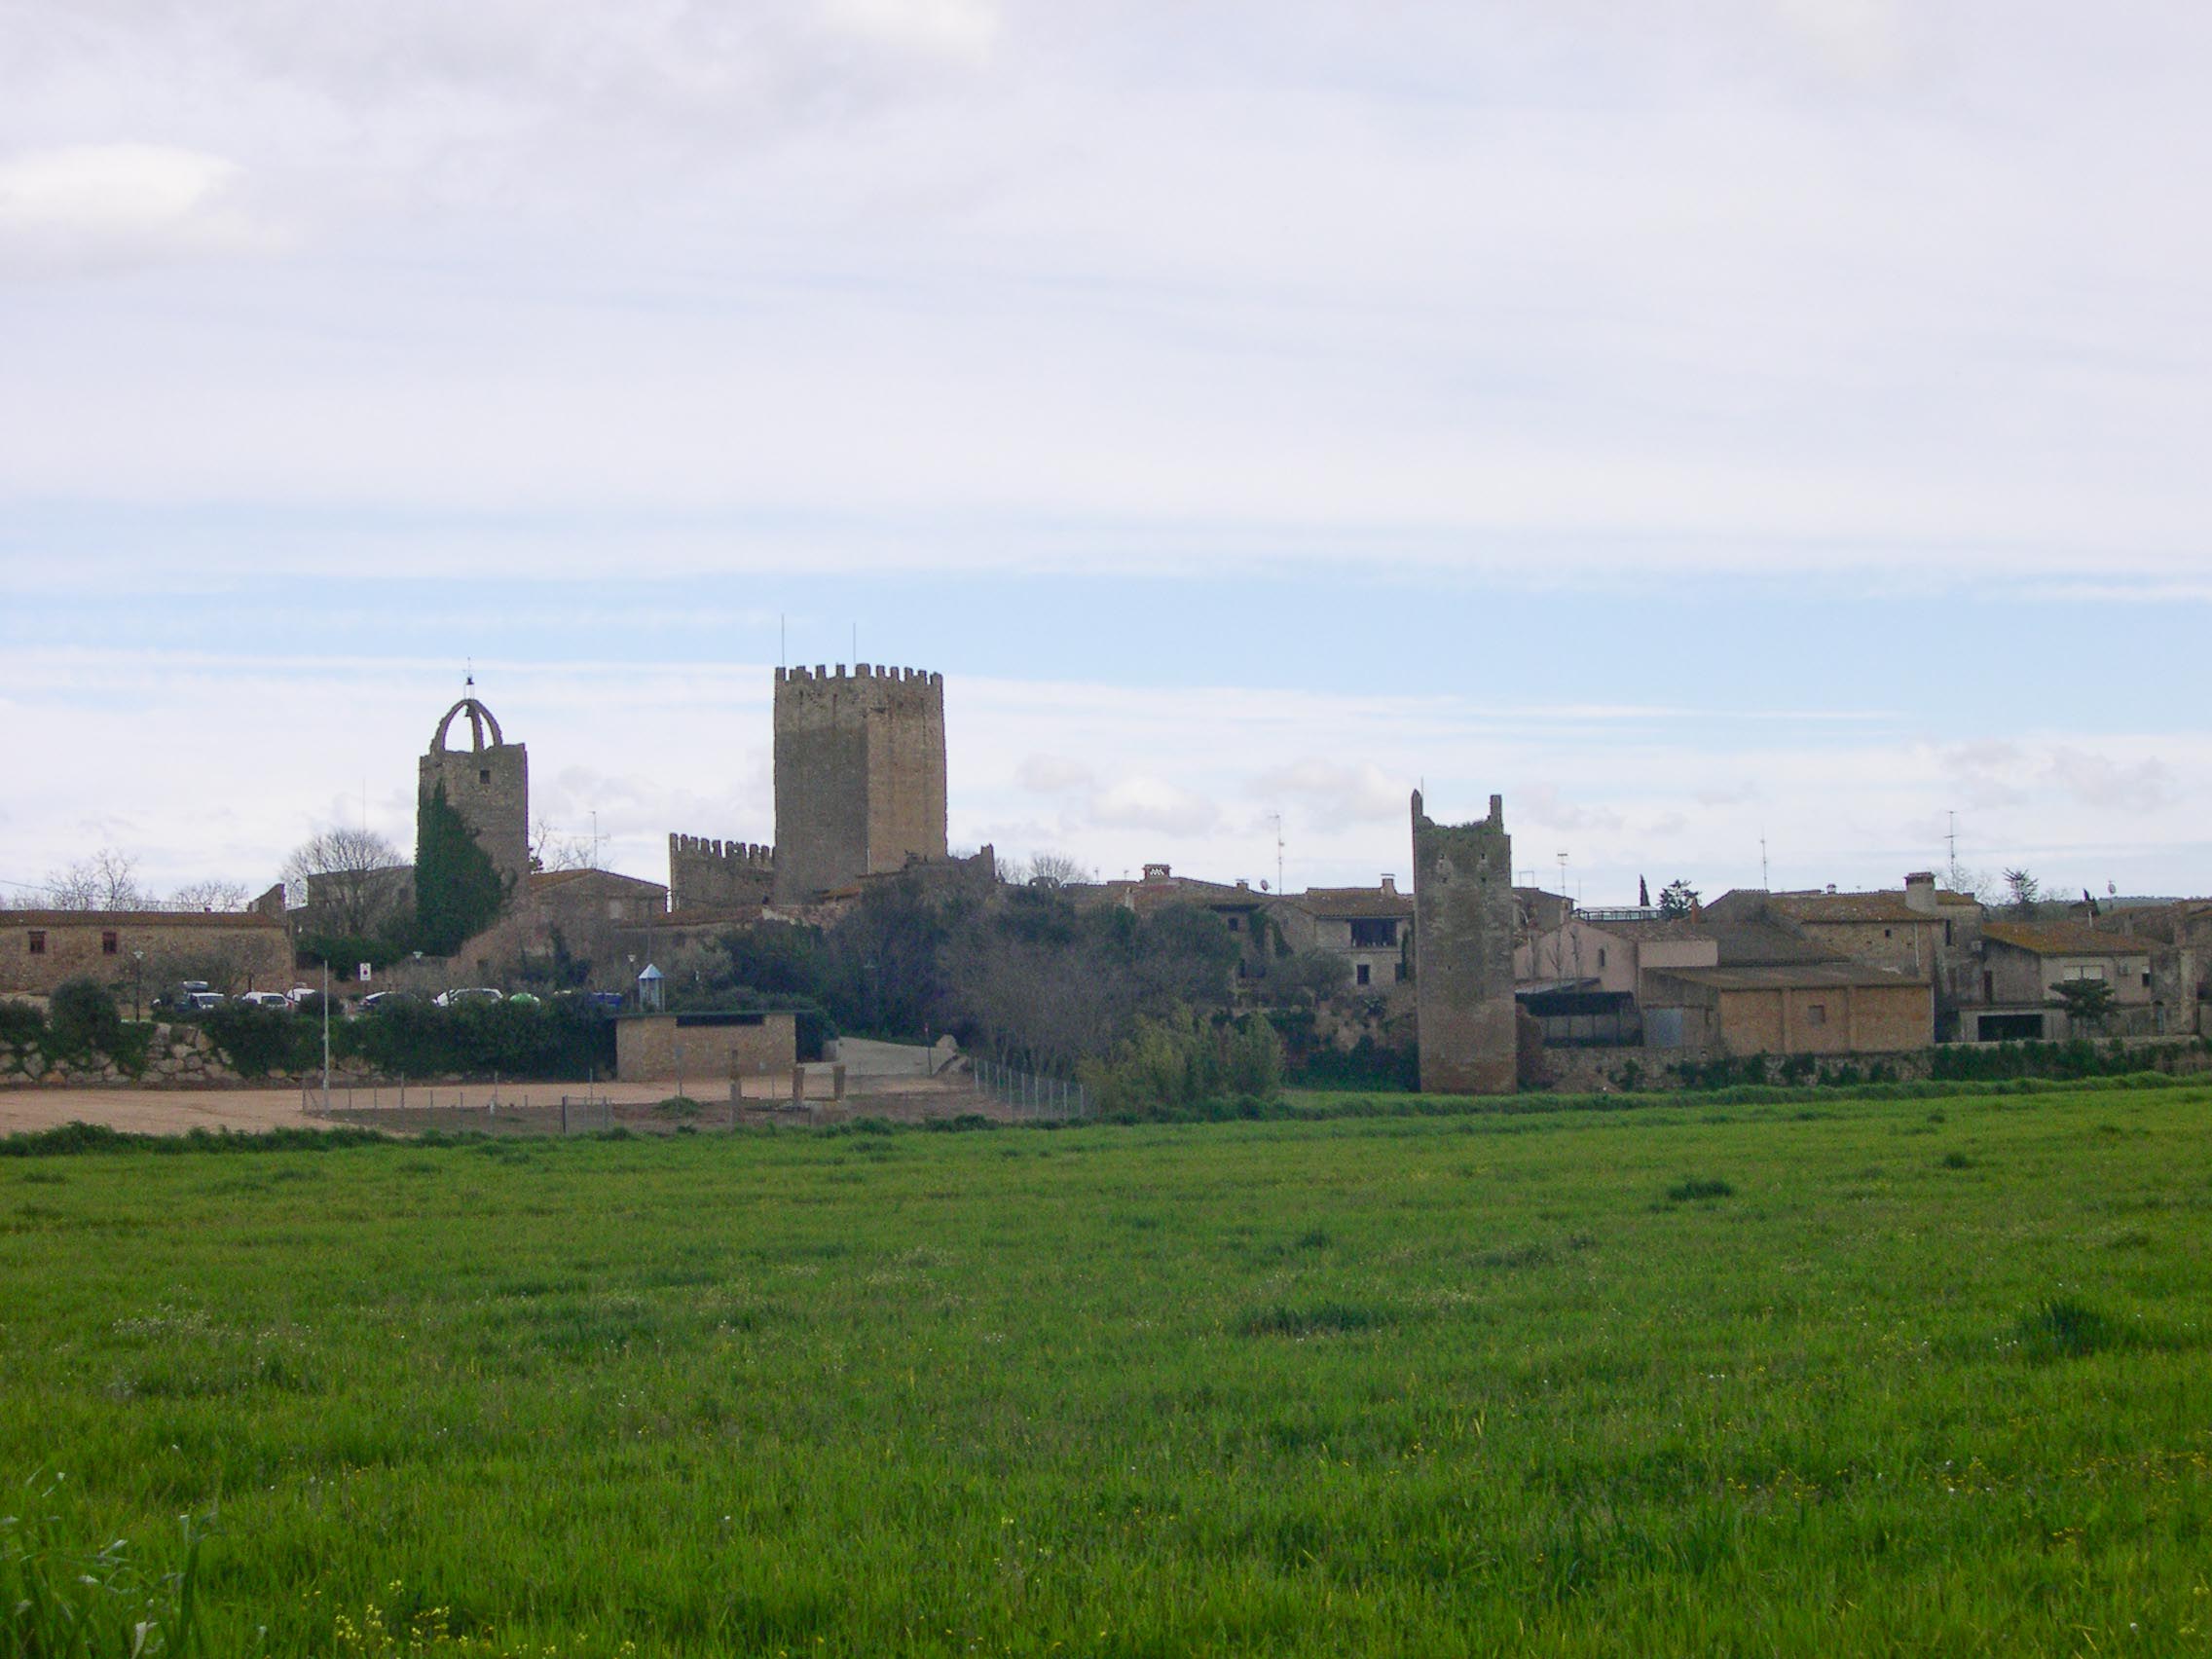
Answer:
1, 1074, 1029, 1138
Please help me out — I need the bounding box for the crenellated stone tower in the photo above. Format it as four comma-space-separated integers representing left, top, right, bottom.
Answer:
1412, 790, 1517, 1095
419, 697, 530, 893
772, 664, 946, 903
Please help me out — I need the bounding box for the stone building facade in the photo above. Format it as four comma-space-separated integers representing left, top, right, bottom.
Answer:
419, 697, 530, 894
771, 665, 947, 903
616, 1010, 797, 1085
1272, 877, 1414, 993
1640, 963, 1934, 1054
1411, 792, 1518, 1094
2, 909, 294, 999
667, 835, 775, 914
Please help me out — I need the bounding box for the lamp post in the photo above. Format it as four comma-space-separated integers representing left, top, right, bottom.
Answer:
320, 957, 331, 1107
130, 949, 144, 1023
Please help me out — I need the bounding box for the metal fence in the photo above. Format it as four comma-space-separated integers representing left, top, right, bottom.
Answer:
972, 1058, 1091, 1120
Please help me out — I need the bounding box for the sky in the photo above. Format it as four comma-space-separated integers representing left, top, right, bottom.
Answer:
3, 0, 2209, 908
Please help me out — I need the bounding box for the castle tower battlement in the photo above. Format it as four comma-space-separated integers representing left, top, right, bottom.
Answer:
1411, 790, 1516, 1096
668, 832, 776, 914
419, 697, 529, 892
773, 663, 947, 903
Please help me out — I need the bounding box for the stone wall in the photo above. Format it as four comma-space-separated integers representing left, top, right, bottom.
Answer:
615, 1011, 797, 1084
668, 834, 775, 913
1, 910, 295, 999
1411, 791, 1517, 1095
419, 697, 531, 893
772, 665, 946, 903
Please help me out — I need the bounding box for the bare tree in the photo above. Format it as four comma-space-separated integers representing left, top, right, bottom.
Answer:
44, 849, 144, 910
1013, 850, 1096, 889
168, 877, 251, 912
531, 817, 595, 872
284, 827, 408, 935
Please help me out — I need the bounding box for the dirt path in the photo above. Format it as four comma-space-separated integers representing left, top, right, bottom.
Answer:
0, 1086, 333, 1137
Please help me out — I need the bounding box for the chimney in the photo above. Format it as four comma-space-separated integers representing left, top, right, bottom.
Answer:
1380, 874, 1396, 896
1903, 870, 1937, 914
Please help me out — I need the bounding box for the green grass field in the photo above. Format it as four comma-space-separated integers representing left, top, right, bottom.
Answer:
4, 1083, 2210, 1656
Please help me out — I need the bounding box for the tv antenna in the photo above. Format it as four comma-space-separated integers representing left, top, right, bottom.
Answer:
1760, 832, 1770, 890
464, 657, 473, 689
1270, 811, 1285, 898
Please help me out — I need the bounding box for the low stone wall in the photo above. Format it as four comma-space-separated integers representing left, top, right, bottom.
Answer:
2, 1023, 508, 1090
1540, 1036, 2212, 1095
3, 1022, 237, 1088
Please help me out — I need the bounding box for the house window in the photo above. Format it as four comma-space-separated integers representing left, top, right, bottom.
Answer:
2064, 964, 2106, 982
27, 930, 45, 956
1348, 918, 1398, 948
1225, 916, 1240, 933
1805, 1003, 1827, 1026
101, 930, 119, 956
1394, 962, 1407, 981
1597, 947, 1607, 970
2143, 972, 2153, 988
1944, 920, 1954, 945
478, 768, 491, 785
1356, 963, 1371, 986
1883, 928, 1893, 939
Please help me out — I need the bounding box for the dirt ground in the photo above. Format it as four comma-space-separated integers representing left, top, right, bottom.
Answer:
0, 1074, 1041, 1138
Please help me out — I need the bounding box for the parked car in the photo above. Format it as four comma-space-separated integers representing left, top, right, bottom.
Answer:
184, 991, 226, 1013
166, 980, 213, 1014
285, 986, 320, 1006
505, 991, 541, 1008
358, 990, 420, 1014
434, 986, 503, 1008
234, 991, 293, 1011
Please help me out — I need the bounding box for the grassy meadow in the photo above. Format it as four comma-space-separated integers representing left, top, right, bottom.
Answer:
3, 1082, 2210, 1656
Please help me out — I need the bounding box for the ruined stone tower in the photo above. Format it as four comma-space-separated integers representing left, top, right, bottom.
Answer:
1412, 790, 1517, 1094
419, 698, 530, 893
772, 665, 947, 903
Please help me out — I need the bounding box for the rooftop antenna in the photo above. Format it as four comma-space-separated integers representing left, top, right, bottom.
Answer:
1270, 811, 1285, 898
780, 614, 786, 671
1556, 849, 1568, 898
465, 656, 473, 689
1760, 832, 1770, 891
1946, 809, 1958, 875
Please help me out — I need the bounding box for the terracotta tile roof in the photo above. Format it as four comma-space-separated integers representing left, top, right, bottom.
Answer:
1578, 916, 1714, 942
1094, 875, 1270, 912
1766, 892, 1940, 925
1708, 887, 1978, 927
1708, 922, 1844, 967
529, 868, 668, 896
1982, 920, 2151, 958
0, 908, 284, 931
1293, 886, 1414, 919
1647, 962, 1930, 992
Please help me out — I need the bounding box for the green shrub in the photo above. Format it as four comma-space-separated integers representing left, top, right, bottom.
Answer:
1665, 1177, 1735, 1203
201, 1004, 320, 1078
46, 978, 123, 1058
0, 999, 44, 1047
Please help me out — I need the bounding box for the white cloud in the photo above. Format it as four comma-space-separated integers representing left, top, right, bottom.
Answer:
819, 0, 999, 60
0, 144, 275, 273
1248, 759, 1404, 826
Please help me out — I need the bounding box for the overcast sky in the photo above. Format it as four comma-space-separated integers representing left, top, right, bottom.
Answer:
4, 0, 2209, 906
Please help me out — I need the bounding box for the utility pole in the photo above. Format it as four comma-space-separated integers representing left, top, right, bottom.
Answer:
319, 957, 331, 1109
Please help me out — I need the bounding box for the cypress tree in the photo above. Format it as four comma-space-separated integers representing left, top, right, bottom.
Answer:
414, 780, 506, 956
